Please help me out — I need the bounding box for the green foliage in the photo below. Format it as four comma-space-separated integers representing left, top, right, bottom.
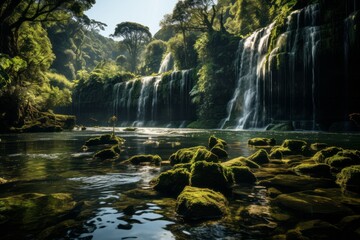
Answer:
140, 40, 167, 75
168, 33, 198, 69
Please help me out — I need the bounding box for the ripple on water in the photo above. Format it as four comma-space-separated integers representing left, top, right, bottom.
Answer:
78, 205, 175, 240
68, 173, 142, 189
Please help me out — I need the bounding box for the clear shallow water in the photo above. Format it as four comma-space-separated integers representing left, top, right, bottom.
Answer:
0, 128, 360, 239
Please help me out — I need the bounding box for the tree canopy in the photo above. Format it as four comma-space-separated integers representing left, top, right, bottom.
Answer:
112, 21, 152, 73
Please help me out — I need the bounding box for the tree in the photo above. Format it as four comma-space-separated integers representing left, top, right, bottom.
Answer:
112, 22, 152, 73
141, 40, 167, 74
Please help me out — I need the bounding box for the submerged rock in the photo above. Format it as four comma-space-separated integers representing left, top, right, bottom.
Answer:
175, 186, 228, 220
293, 163, 332, 178
336, 165, 360, 193
153, 168, 190, 196
273, 191, 353, 219
190, 161, 230, 193
124, 154, 162, 166
248, 137, 276, 146
286, 220, 341, 240
85, 134, 124, 146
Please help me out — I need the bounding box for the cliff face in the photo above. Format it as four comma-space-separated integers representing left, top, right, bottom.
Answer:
221, 0, 360, 130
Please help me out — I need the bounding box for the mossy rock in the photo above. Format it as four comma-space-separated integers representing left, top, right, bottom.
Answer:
175, 186, 228, 221
270, 146, 293, 156
336, 149, 360, 161
208, 135, 227, 149
312, 147, 343, 163
124, 154, 162, 166
293, 163, 332, 178
281, 139, 308, 154
273, 191, 353, 219
336, 165, 360, 193
210, 146, 228, 159
93, 147, 119, 160
310, 143, 329, 151
221, 157, 260, 168
248, 149, 270, 165
248, 138, 276, 146
190, 161, 230, 194
169, 146, 206, 165
190, 148, 219, 164
286, 220, 341, 240
172, 163, 192, 172
269, 149, 283, 159
153, 168, 190, 196
229, 166, 257, 184
326, 156, 357, 170
0, 193, 76, 226
85, 134, 124, 146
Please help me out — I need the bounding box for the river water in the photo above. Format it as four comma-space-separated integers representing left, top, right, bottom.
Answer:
0, 128, 360, 239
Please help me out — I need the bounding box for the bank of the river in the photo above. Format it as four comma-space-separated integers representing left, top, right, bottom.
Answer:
0, 128, 360, 239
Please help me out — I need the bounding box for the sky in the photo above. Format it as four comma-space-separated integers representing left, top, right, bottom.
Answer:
86, 0, 178, 37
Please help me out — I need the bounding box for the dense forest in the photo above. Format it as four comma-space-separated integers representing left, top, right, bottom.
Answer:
1, 0, 359, 132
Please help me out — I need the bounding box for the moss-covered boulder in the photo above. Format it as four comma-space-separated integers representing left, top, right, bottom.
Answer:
191, 148, 219, 163
175, 186, 228, 221
0, 193, 76, 226
210, 145, 228, 159
190, 161, 230, 193
229, 166, 257, 184
336, 165, 360, 193
85, 134, 124, 146
93, 146, 119, 160
153, 168, 190, 195
312, 147, 343, 163
169, 146, 206, 165
326, 156, 357, 170
172, 163, 192, 172
310, 143, 329, 151
248, 149, 270, 164
124, 154, 162, 166
208, 135, 227, 149
248, 137, 276, 146
280, 139, 308, 155
269, 149, 283, 159
293, 163, 332, 178
221, 157, 260, 168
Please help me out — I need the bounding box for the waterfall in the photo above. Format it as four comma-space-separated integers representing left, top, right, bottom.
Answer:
111, 70, 196, 127
158, 52, 175, 74
220, 4, 321, 130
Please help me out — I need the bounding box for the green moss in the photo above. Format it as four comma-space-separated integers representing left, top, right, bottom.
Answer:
208, 135, 227, 149
153, 168, 190, 196
293, 163, 332, 178
190, 148, 219, 164
248, 149, 270, 164
336, 165, 360, 193
312, 147, 343, 163
124, 154, 162, 166
175, 186, 228, 221
326, 156, 357, 170
190, 161, 230, 194
169, 146, 206, 165
93, 147, 119, 160
310, 143, 329, 151
229, 166, 257, 184
221, 157, 260, 168
269, 149, 283, 159
248, 138, 276, 146
172, 163, 192, 172
281, 139, 308, 153
85, 134, 124, 146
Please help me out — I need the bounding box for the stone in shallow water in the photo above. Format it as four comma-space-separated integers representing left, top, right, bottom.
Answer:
273, 191, 353, 220
336, 165, 360, 193
248, 137, 276, 146
153, 168, 190, 196
286, 220, 341, 240
176, 186, 228, 221
293, 163, 332, 178
248, 149, 270, 165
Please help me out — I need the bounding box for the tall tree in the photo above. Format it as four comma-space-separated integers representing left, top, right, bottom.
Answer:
112, 22, 152, 73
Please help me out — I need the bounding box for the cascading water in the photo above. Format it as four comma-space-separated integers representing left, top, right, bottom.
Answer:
220, 4, 322, 130
158, 52, 175, 74
112, 70, 196, 127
